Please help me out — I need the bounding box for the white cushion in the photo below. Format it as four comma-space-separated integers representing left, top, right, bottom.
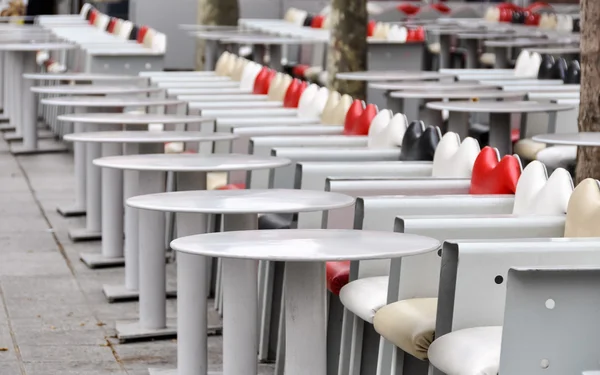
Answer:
239, 62, 261, 90
513, 50, 531, 77
339, 276, 388, 323
479, 53, 495, 67
512, 161, 573, 215
207, 172, 228, 190
388, 25, 407, 42
367, 110, 401, 149
432, 134, 480, 178
428, 42, 441, 54
536, 146, 577, 170
306, 87, 330, 118
297, 84, 320, 118
321, 91, 341, 125
373, 298, 438, 360
428, 326, 502, 375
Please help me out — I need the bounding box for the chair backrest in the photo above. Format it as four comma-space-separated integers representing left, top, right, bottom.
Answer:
238, 62, 262, 91
469, 147, 522, 194
137, 25, 150, 44
512, 161, 573, 215
367, 110, 396, 148
431, 133, 480, 177
329, 94, 353, 125
80, 3, 93, 18
215, 52, 232, 76
296, 84, 320, 117
129, 25, 140, 41
118, 20, 133, 40
107, 17, 117, 33
399, 122, 442, 161
564, 178, 600, 237
320, 91, 341, 124
88, 9, 98, 25
95, 13, 110, 30
301, 86, 329, 118
150, 32, 167, 53
231, 58, 247, 81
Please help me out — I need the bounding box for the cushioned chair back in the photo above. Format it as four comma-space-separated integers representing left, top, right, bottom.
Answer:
95, 14, 110, 30
118, 21, 134, 40
107, 18, 117, 33
514, 50, 532, 77
537, 54, 555, 79
343, 100, 365, 135
564, 178, 600, 237
566, 60, 581, 84
283, 79, 308, 108
137, 26, 150, 44
222, 56, 240, 78
399, 122, 442, 161
320, 91, 341, 124
272, 74, 293, 102
231, 58, 247, 81
129, 25, 140, 41
113, 19, 123, 35
512, 161, 573, 215
81, 3, 93, 18
330, 95, 353, 125
469, 147, 522, 194
214, 52, 232, 76
431, 134, 480, 177
552, 57, 568, 81
367, 110, 398, 148
253, 68, 276, 95
141, 28, 155, 48
303, 87, 329, 118
297, 84, 320, 116
88, 10, 98, 25
239, 62, 262, 91
150, 32, 167, 53
267, 73, 283, 100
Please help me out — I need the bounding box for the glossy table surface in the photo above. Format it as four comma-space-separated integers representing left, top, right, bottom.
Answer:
336, 71, 454, 82
41, 96, 183, 107
57, 113, 214, 124
24, 72, 146, 81
370, 81, 498, 91
32, 84, 163, 95
390, 89, 526, 99
64, 131, 235, 144
426, 100, 576, 113
532, 132, 600, 146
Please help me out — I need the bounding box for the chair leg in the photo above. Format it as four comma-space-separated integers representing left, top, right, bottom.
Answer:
337, 308, 353, 375
348, 315, 364, 375
274, 290, 286, 375
327, 293, 344, 375
376, 337, 393, 375
359, 323, 381, 375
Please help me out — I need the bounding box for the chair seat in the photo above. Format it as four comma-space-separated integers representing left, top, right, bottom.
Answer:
479, 52, 496, 67
514, 138, 546, 160
428, 42, 441, 54
258, 213, 294, 230
373, 298, 437, 360
428, 326, 502, 375
339, 276, 388, 323
216, 183, 245, 190
536, 146, 577, 170
326, 261, 349, 294
207, 172, 228, 191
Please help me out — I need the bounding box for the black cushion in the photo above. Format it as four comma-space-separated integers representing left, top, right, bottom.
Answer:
303, 15, 314, 27
537, 54, 555, 80
551, 57, 568, 81
258, 213, 295, 230
129, 25, 139, 41
511, 11, 525, 24
399, 121, 442, 161
573, 18, 580, 33
565, 60, 580, 84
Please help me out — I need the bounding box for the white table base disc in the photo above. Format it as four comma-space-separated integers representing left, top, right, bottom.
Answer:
102, 283, 177, 303
148, 369, 222, 375
68, 227, 102, 242
115, 319, 222, 342
4, 129, 54, 142
56, 204, 86, 217
79, 253, 125, 269
0, 124, 14, 132
10, 139, 68, 155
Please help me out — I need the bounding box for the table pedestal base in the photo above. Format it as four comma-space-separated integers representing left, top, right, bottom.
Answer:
102, 283, 177, 303
4, 129, 52, 142
148, 369, 222, 375
10, 140, 68, 155
56, 204, 86, 217
0, 115, 10, 124
80, 253, 125, 268
116, 319, 178, 342
68, 227, 102, 242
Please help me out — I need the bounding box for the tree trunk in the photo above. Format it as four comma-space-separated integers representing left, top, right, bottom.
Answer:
576, 0, 600, 183
196, 0, 239, 70
326, 0, 368, 100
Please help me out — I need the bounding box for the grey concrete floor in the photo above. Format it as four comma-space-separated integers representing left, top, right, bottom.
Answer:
0, 138, 274, 374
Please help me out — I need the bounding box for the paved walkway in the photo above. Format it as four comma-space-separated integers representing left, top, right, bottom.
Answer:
0, 139, 273, 374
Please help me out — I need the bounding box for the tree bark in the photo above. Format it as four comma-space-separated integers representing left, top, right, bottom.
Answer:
196, 0, 239, 70
326, 0, 368, 100
576, 0, 600, 183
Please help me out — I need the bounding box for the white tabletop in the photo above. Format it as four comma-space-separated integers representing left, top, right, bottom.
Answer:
532, 133, 600, 146
336, 71, 454, 82
0, 42, 76, 51
525, 46, 580, 54
217, 116, 319, 126
193, 31, 262, 40
64, 131, 235, 144
222, 36, 321, 45
171, 229, 441, 261
426, 101, 576, 113
93, 153, 290, 172
189, 101, 282, 110
41, 96, 183, 107
484, 38, 576, 48
57, 113, 214, 125
127, 189, 355, 214
32, 85, 163, 95
503, 85, 580, 93
390, 90, 526, 100
370, 81, 498, 91
23, 72, 146, 81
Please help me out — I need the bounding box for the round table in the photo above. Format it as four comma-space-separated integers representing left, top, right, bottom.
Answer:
525, 46, 580, 57
336, 70, 454, 82
426, 101, 576, 155
0, 42, 76, 154
388, 89, 527, 124
23, 72, 147, 82
369, 81, 499, 92
31, 84, 163, 95
456, 33, 521, 69
55, 113, 214, 231
93, 156, 291, 342
532, 132, 600, 146
40, 96, 184, 108
484, 38, 576, 69
170, 227, 440, 375
63, 131, 234, 269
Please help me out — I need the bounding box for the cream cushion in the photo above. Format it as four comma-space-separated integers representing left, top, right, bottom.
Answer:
214, 52, 231, 75
339, 276, 388, 323
321, 91, 341, 125
207, 172, 228, 191
564, 178, 600, 237
479, 52, 495, 67
230, 58, 248, 81
373, 298, 438, 360
330, 94, 353, 125
513, 138, 546, 160
427, 326, 502, 375
427, 42, 441, 54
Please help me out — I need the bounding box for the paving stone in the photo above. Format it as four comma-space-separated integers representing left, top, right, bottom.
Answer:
19, 344, 116, 363
24, 361, 124, 375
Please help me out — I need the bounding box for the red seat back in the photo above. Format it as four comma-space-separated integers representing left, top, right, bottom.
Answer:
137, 26, 149, 43
89, 10, 98, 25
349, 104, 377, 135
283, 79, 308, 108
397, 4, 420, 15
253, 68, 276, 95
367, 20, 376, 37
107, 18, 117, 33
343, 100, 365, 135
311, 15, 325, 28
469, 147, 522, 195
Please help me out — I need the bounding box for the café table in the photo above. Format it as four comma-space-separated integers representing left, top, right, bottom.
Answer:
484, 38, 577, 68
170, 226, 440, 375
532, 132, 600, 147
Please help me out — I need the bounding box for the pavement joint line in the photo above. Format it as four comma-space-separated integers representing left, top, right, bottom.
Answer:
13, 151, 128, 373
0, 284, 27, 375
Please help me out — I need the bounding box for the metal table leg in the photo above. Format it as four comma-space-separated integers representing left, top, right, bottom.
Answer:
489, 112, 512, 156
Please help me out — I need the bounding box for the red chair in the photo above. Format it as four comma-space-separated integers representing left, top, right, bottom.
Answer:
253, 67, 276, 95
107, 18, 117, 33
397, 3, 420, 16
283, 79, 308, 108
88, 10, 98, 25
348, 104, 377, 136
311, 15, 325, 29
136, 26, 150, 44
367, 20, 376, 37
343, 100, 365, 135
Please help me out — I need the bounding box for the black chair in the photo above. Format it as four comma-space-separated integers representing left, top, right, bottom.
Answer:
551, 57, 568, 82
537, 54, 555, 80
565, 60, 581, 84
128, 25, 139, 41
303, 14, 314, 27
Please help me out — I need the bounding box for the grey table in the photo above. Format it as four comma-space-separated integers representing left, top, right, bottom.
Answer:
93, 155, 291, 343
0, 42, 76, 155
336, 70, 454, 82
389, 89, 527, 125
532, 132, 600, 147
369, 81, 499, 92
483, 38, 562, 69
171, 227, 439, 375
456, 33, 522, 69
426, 101, 576, 155
63, 131, 234, 269
55, 113, 214, 234
23, 72, 147, 82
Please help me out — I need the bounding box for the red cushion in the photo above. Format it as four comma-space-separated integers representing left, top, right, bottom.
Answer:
497, 2, 521, 11
525, 12, 541, 26
430, 3, 450, 13
292, 64, 310, 78
407, 28, 425, 42
511, 129, 520, 143
499, 8, 514, 22
311, 15, 325, 29
397, 4, 420, 15
253, 67, 276, 95
527, 2, 551, 12
367, 20, 376, 37
326, 261, 350, 294
88, 10, 98, 25
348, 104, 377, 136
107, 18, 117, 33
283, 79, 307, 108
469, 147, 521, 195
137, 26, 149, 43
343, 100, 365, 135
216, 184, 245, 190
